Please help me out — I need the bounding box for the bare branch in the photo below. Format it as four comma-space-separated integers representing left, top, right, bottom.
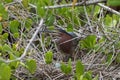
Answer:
97, 3, 120, 16
44, 0, 106, 9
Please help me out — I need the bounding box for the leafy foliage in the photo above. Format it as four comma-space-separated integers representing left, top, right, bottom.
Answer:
75, 60, 98, 80
80, 35, 97, 50
60, 59, 72, 74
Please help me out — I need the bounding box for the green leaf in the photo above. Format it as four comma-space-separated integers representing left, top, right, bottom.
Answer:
107, 0, 120, 6
67, 24, 73, 32
10, 20, 20, 33
20, 62, 27, 68
115, 53, 120, 63
26, 59, 37, 74
78, 75, 85, 80
46, 15, 54, 26
60, 59, 72, 74
0, 23, 2, 34
81, 35, 96, 49
0, 63, 11, 80
84, 71, 92, 80
37, 1, 45, 17
3, 44, 13, 53
45, 51, 53, 64
0, 3, 8, 20
93, 75, 98, 80
76, 60, 84, 79
22, 0, 29, 8
0, 46, 2, 52
67, 59, 72, 74
43, 0, 52, 6
112, 14, 120, 21
60, 63, 67, 73
13, 33, 19, 38
25, 18, 33, 30
94, 6, 100, 17
5, 0, 13, 3
104, 15, 113, 27
2, 33, 8, 40
0, 59, 4, 65
48, 26, 55, 30
9, 54, 19, 69
106, 53, 113, 65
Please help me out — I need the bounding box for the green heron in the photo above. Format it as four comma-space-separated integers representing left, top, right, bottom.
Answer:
55, 28, 79, 61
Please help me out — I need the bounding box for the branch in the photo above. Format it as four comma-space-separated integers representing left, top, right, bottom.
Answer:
44, 0, 106, 9
4, 19, 44, 63
97, 3, 120, 16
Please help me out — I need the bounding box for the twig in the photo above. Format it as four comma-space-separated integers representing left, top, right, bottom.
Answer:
97, 3, 120, 16
53, 73, 65, 80
45, 0, 106, 9
29, 0, 106, 9
99, 71, 104, 80
83, 6, 93, 32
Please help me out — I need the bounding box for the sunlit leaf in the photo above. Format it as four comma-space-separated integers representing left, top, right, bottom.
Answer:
94, 6, 100, 17
10, 20, 20, 33
26, 59, 37, 74
0, 3, 8, 20
45, 51, 53, 64
37, 1, 45, 17
0, 63, 11, 80
76, 60, 84, 79
3, 44, 13, 53
104, 15, 114, 27
2, 33, 8, 40
13, 33, 19, 38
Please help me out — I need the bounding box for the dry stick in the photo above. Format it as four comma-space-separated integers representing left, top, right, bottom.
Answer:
18, 19, 43, 59
97, 3, 120, 16
37, 67, 52, 80
99, 71, 104, 80
53, 73, 64, 80
86, 39, 107, 70
87, 52, 102, 70
83, 5, 93, 32
4, 19, 44, 63
44, 0, 106, 9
